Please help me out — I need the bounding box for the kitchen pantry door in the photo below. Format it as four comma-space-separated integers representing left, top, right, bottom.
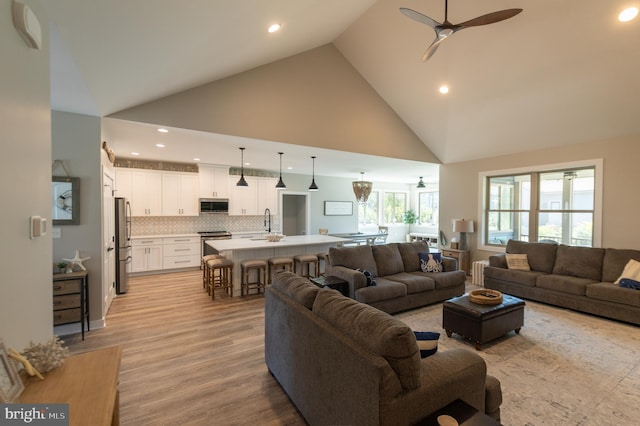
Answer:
103, 170, 116, 311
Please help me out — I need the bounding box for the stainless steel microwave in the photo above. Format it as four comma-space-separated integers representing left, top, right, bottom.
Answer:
199, 198, 229, 214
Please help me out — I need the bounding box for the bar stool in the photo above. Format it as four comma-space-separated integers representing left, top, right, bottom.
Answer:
206, 257, 233, 300
316, 252, 328, 277
294, 254, 319, 278
241, 259, 267, 296
202, 254, 224, 290
267, 257, 294, 284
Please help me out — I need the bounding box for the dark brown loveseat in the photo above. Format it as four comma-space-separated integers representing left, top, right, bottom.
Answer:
484, 239, 640, 325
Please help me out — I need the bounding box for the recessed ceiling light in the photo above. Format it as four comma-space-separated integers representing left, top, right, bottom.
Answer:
287, 166, 293, 170
193, 157, 200, 161
619, 7, 638, 22
245, 162, 251, 166
439, 85, 449, 94
131, 152, 140, 156
155, 143, 165, 148
268, 23, 281, 33
157, 128, 168, 133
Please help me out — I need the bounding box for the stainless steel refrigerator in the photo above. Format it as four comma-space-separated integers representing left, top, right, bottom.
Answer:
115, 197, 132, 294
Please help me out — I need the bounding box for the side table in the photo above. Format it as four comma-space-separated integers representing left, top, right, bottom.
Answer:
441, 248, 470, 275
53, 271, 89, 340
416, 399, 500, 425
309, 275, 349, 297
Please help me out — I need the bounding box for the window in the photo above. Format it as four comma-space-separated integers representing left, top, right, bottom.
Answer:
383, 192, 407, 224
357, 191, 379, 225
481, 161, 601, 250
418, 191, 439, 225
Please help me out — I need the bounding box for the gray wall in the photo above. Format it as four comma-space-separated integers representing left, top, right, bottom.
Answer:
0, 0, 53, 348
51, 111, 106, 326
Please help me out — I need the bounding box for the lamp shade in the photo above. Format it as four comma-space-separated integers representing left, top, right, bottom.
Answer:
453, 219, 474, 233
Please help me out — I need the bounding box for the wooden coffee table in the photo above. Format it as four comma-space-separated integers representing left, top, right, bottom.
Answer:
416, 399, 500, 425
443, 293, 525, 350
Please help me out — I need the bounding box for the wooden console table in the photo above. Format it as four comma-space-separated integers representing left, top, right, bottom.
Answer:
18, 346, 122, 426
53, 271, 89, 340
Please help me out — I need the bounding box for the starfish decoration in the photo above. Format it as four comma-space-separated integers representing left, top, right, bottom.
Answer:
63, 250, 91, 271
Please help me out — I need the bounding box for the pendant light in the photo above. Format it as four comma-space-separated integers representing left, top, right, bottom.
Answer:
275, 152, 286, 189
352, 172, 373, 204
416, 176, 426, 188
236, 147, 248, 187
309, 156, 319, 191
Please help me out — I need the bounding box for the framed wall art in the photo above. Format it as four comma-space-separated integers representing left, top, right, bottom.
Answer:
0, 339, 24, 403
52, 176, 80, 225
324, 201, 353, 216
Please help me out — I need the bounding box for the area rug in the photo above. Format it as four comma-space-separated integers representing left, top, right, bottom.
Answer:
394, 299, 640, 425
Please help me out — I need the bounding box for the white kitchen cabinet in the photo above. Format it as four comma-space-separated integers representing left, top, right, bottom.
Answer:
114, 168, 133, 200
258, 177, 279, 215
131, 238, 163, 273
162, 172, 199, 216
228, 176, 259, 215
198, 165, 229, 198
162, 236, 200, 269
131, 170, 163, 216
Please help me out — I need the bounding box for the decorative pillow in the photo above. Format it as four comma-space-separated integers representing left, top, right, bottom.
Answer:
413, 331, 440, 358
418, 252, 443, 272
356, 269, 377, 286
619, 278, 640, 290
614, 259, 640, 284
506, 253, 531, 271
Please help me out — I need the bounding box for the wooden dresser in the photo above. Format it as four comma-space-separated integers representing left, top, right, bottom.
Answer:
18, 346, 122, 426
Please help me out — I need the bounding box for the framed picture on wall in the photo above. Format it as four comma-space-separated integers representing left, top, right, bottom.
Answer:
324, 201, 353, 216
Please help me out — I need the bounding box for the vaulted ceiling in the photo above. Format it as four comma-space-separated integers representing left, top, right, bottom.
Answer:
44, 0, 640, 183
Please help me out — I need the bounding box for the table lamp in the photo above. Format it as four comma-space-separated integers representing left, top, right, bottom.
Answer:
453, 219, 474, 250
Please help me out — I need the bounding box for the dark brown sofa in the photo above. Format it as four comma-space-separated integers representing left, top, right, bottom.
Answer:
484, 239, 640, 325
325, 241, 466, 314
265, 271, 502, 425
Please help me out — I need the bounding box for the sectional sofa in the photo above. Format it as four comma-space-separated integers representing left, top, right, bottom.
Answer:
265, 271, 502, 425
325, 241, 466, 314
484, 240, 640, 325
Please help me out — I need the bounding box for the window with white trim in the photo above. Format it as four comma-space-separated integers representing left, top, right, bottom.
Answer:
418, 190, 439, 225
357, 191, 379, 225
481, 161, 601, 249
383, 192, 407, 224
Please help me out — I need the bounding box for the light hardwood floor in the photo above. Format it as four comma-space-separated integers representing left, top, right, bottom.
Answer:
63, 270, 306, 426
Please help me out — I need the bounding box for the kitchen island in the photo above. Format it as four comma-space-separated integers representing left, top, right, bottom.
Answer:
207, 234, 350, 295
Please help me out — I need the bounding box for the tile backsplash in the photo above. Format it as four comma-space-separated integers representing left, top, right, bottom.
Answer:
132, 215, 280, 236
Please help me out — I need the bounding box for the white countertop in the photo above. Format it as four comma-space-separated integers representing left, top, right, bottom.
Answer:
207, 234, 349, 251
131, 234, 199, 239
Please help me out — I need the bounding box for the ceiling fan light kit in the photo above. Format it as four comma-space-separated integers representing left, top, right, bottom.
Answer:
400, 0, 523, 61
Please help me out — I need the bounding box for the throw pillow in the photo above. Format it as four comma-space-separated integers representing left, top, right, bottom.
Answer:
418, 252, 443, 272
356, 268, 377, 286
614, 259, 640, 284
506, 253, 531, 271
619, 278, 640, 290
413, 331, 440, 358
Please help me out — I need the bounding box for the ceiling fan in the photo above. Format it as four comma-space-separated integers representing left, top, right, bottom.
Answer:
400, 0, 523, 61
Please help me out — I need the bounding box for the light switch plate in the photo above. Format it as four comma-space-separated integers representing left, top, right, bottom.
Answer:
52, 227, 62, 239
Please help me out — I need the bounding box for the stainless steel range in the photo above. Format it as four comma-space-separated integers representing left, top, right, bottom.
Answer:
198, 231, 232, 258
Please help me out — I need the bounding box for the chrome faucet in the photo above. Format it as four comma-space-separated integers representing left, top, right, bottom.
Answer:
264, 208, 271, 233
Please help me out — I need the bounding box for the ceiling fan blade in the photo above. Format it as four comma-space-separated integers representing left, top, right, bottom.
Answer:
422, 36, 446, 62
400, 7, 441, 30
458, 8, 523, 28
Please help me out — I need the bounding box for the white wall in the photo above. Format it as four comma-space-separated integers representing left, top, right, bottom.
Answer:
0, 0, 53, 348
